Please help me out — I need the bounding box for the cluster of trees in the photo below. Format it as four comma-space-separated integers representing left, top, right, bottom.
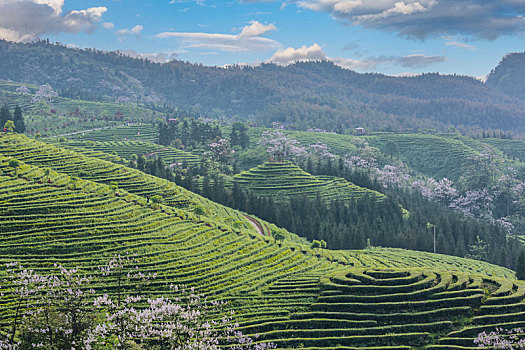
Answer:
2, 40, 525, 135
0, 105, 25, 133
229, 122, 250, 149
158, 118, 222, 149
127, 154, 176, 182
300, 156, 523, 268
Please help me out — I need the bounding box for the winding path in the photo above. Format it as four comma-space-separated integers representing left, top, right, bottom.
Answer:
243, 214, 267, 236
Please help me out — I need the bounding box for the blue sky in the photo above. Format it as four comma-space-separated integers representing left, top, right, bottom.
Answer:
1, 0, 525, 77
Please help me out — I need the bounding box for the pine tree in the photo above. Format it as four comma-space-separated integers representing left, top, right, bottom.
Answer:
517, 249, 525, 280
238, 126, 250, 149
230, 129, 239, 147
0, 105, 11, 128
13, 105, 25, 133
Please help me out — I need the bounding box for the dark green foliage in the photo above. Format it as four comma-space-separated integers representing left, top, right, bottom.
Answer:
8, 159, 20, 175
486, 52, 525, 101
517, 249, 525, 280
13, 105, 25, 133
158, 118, 221, 147
0, 104, 11, 128
230, 122, 250, 149
384, 140, 399, 158
137, 155, 146, 172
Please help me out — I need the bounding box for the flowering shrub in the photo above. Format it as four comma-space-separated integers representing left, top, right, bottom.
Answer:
475, 328, 525, 349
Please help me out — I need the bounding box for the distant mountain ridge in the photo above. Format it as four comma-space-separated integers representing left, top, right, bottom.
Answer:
1, 39, 525, 133
486, 52, 525, 101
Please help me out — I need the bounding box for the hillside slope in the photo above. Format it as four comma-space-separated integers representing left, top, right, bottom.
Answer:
0, 79, 161, 136
2, 40, 525, 133
1, 133, 524, 348
486, 52, 525, 101
234, 161, 384, 202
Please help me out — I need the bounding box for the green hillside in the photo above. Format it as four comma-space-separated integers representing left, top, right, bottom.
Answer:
1, 133, 524, 349
69, 123, 160, 143
234, 161, 384, 202
54, 139, 201, 165
366, 134, 478, 181
0, 134, 257, 234
0, 80, 161, 136
482, 138, 525, 162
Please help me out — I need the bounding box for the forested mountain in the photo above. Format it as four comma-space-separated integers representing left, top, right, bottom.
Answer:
486, 52, 525, 101
2, 39, 525, 133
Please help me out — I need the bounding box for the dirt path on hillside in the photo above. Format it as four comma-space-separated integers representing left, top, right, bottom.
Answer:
243, 214, 266, 236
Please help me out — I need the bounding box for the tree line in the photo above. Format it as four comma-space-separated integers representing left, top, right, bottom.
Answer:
0, 105, 25, 133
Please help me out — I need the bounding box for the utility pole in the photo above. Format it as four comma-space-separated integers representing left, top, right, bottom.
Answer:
433, 225, 436, 254
427, 222, 436, 254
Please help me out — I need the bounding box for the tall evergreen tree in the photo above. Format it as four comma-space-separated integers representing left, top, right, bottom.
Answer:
0, 105, 11, 128
517, 249, 525, 280
13, 105, 25, 133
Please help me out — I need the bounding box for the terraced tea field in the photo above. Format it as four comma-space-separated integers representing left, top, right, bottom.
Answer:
0, 155, 335, 325
482, 138, 525, 163
0, 134, 256, 232
244, 267, 525, 349
56, 139, 201, 165
366, 134, 478, 181
1, 133, 524, 349
234, 161, 384, 202
71, 123, 159, 143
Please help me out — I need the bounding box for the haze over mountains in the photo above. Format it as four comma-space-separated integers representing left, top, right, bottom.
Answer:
1, 39, 525, 134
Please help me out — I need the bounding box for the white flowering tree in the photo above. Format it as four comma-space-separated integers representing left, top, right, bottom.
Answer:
15, 86, 30, 94
258, 130, 307, 160
31, 85, 58, 104
475, 328, 525, 348
449, 189, 496, 223
411, 177, 458, 205
206, 138, 234, 163
0, 258, 275, 350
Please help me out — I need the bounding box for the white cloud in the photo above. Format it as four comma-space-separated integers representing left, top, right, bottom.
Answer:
155, 21, 279, 52
116, 49, 178, 63
292, 0, 525, 40
474, 75, 487, 83
0, 0, 106, 42
268, 43, 326, 64
239, 20, 276, 37
267, 43, 446, 71
445, 41, 477, 50
333, 56, 387, 70
101, 22, 114, 30
117, 25, 143, 36
116, 25, 143, 41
